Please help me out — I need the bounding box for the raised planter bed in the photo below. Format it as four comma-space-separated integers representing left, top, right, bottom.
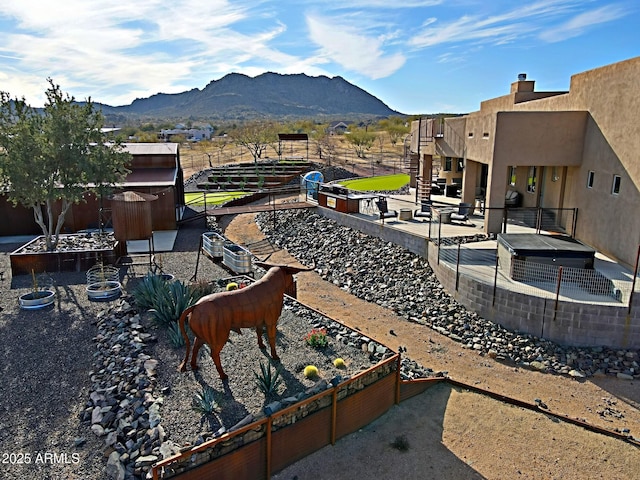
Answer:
10, 234, 121, 276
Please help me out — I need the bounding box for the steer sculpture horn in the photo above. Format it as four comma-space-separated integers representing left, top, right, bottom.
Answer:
178, 261, 314, 380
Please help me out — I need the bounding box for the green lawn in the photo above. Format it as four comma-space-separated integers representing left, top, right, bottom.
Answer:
338, 174, 410, 192
184, 191, 248, 206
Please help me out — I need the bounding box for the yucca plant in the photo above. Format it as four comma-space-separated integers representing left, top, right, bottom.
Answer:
254, 360, 283, 397
191, 385, 220, 415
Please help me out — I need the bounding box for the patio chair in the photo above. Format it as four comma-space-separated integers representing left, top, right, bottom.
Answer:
414, 200, 432, 220
450, 202, 472, 223
375, 197, 398, 223
505, 189, 521, 208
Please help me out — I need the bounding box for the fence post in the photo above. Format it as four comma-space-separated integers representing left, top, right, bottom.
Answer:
554, 266, 563, 321
395, 354, 401, 405
492, 255, 499, 306
331, 387, 338, 445
437, 219, 442, 265
266, 416, 273, 478
628, 244, 640, 314
455, 242, 461, 291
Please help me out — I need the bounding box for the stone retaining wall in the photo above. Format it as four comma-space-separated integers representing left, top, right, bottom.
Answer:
315, 206, 639, 349
428, 246, 640, 349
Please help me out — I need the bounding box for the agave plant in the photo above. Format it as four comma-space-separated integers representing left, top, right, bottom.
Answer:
132, 272, 168, 311
191, 385, 220, 415
167, 321, 187, 348
254, 360, 283, 397
150, 280, 198, 327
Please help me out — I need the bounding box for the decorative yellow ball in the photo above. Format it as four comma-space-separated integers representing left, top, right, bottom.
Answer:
333, 358, 345, 368
304, 365, 318, 378
226, 282, 238, 291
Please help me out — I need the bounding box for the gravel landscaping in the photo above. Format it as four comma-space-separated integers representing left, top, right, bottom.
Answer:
0, 220, 432, 480
1, 189, 639, 480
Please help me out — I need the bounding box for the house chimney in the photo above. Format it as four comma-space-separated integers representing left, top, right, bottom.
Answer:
511, 73, 534, 94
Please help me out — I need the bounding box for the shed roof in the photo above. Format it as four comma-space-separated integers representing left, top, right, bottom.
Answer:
122, 143, 179, 155
120, 168, 178, 187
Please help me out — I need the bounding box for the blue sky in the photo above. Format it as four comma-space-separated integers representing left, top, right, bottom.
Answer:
0, 0, 637, 115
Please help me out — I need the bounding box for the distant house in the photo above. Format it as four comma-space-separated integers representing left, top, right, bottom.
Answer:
327, 121, 349, 135
159, 124, 214, 142
410, 56, 640, 268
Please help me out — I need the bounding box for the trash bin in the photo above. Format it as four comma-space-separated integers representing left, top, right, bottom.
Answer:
445, 184, 459, 197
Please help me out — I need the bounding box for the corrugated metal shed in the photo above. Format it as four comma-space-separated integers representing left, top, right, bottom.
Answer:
111, 191, 158, 241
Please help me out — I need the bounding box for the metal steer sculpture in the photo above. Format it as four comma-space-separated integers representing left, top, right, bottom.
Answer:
178, 261, 314, 380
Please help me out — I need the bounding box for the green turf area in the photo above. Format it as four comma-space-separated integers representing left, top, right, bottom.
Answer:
338, 174, 410, 192
184, 191, 247, 206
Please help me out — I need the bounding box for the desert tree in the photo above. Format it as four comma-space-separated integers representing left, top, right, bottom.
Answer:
310, 126, 336, 165
345, 126, 376, 158
379, 116, 409, 147
0, 79, 131, 250
231, 121, 278, 164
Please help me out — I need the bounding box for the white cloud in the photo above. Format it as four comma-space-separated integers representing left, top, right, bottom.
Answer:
306, 14, 405, 79
408, 0, 588, 48
539, 5, 628, 42
0, 0, 310, 105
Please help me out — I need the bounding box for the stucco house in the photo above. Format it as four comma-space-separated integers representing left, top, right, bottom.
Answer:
410, 56, 640, 268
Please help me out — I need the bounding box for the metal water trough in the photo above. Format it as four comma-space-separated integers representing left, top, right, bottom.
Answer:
223, 243, 252, 274
202, 232, 225, 258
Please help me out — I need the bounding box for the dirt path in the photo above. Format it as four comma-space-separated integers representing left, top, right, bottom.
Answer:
224, 213, 640, 479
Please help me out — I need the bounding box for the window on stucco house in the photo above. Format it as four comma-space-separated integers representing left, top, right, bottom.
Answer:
527, 166, 537, 193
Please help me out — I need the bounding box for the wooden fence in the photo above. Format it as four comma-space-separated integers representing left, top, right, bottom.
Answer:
152, 354, 442, 479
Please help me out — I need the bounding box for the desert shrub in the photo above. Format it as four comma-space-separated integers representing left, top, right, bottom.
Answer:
167, 321, 187, 348
254, 361, 283, 397
304, 328, 328, 349
190, 279, 216, 299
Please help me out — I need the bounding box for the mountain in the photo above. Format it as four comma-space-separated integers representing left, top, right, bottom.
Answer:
98, 72, 402, 121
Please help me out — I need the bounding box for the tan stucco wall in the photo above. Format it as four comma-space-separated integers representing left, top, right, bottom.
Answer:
412, 56, 640, 266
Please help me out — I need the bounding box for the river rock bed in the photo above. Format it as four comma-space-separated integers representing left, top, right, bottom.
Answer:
256, 208, 639, 379
13, 231, 117, 253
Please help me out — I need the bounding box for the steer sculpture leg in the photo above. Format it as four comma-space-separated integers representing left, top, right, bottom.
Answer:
190, 336, 204, 371
255, 326, 266, 350
255, 325, 280, 361
266, 324, 280, 360
209, 343, 228, 381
